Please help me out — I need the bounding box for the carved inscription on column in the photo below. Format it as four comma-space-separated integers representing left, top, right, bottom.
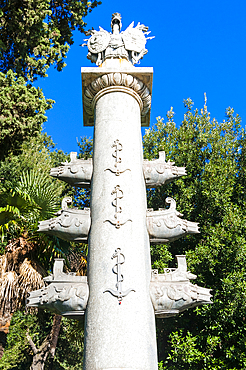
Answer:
104, 248, 135, 304
104, 185, 132, 228
112, 185, 123, 218
105, 139, 130, 176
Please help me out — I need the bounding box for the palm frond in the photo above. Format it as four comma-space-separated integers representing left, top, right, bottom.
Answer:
0, 189, 36, 241
0, 255, 7, 279
0, 271, 19, 315
16, 170, 63, 221
5, 237, 35, 270
67, 250, 87, 276
18, 258, 45, 302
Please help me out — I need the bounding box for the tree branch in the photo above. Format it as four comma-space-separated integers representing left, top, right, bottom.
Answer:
26, 329, 37, 355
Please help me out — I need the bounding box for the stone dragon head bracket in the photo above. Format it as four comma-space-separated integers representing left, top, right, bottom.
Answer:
27, 259, 89, 319
38, 197, 91, 242
150, 255, 212, 318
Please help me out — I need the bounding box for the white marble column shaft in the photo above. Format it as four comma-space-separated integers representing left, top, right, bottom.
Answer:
83, 78, 157, 370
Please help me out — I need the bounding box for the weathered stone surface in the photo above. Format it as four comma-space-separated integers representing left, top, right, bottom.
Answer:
150, 256, 212, 318
147, 197, 199, 243
143, 151, 186, 188
27, 259, 89, 319
50, 152, 92, 188
38, 197, 90, 242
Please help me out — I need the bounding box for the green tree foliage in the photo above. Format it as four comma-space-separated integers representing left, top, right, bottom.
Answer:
0, 169, 64, 241
0, 134, 90, 366
0, 133, 68, 191
53, 318, 84, 369
0, 0, 101, 81
0, 133, 68, 243
0, 134, 71, 363
143, 99, 246, 369
0, 1, 98, 366
72, 136, 93, 208
0, 70, 54, 161
0, 311, 84, 370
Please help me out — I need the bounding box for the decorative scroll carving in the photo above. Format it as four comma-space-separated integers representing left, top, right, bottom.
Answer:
146, 197, 199, 243
143, 152, 186, 188
104, 248, 135, 303
112, 139, 122, 165
50, 152, 93, 188
27, 259, 89, 318
38, 197, 91, 242
82, 13, 154, 66
104, 185, 132, 229
84, 72, 151, 118
105, 139, 130, 176
112, 185, 123, 216
150, 255, 212, 318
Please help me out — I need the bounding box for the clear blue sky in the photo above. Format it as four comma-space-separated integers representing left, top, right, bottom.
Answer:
35, 0, 246, 154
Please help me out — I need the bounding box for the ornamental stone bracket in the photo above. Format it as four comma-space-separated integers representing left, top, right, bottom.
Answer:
51, 150, 186, 189
146, 197, 199, 243
150, 255, 212, 318
81, 66, 153, 127
38, 197, 91, 243
50, 152, 92, 188
27, 259, 89, 319
143, 151, 187, 188
104, 139, 131, 176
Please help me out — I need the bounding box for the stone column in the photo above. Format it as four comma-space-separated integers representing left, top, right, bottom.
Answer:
82, 66, 157, 370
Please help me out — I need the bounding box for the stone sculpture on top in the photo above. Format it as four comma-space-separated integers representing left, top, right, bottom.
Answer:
82, 12, 154, 66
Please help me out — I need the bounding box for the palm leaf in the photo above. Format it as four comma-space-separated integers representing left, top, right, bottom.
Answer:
16, 170, 63, 221
0, 255, 7, 280
0, 271, 19, 316
0, 189, 37, 241
18, 258, 45, 303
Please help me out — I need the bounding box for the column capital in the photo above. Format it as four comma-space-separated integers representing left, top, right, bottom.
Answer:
81, 66, 153, 127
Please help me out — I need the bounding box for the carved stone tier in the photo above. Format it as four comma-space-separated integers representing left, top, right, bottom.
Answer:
150, 255, 212, 318
50, 152, 92, 188
81, 65, 153, 126
143, 151, 187, 188
50, 151, 186, 189
147, 198, 199, 243
38, 197, 90, 242
27, 259, 89, 319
